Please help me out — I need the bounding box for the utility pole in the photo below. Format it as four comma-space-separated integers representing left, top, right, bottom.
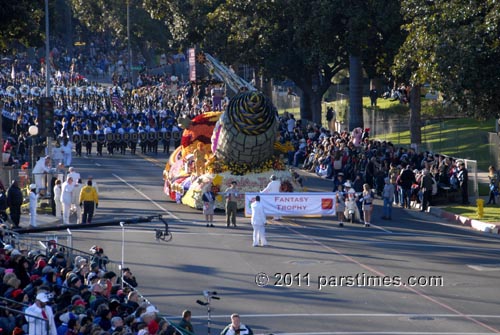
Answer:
127, 0, 133, 84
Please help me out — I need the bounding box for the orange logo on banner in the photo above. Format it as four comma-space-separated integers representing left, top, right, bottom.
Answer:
321, 198, 333, 210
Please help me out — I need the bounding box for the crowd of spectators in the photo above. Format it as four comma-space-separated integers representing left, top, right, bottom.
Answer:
0, 236, 189, 335
278, 112, 471, 209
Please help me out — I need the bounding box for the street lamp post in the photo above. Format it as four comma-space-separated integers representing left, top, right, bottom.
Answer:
28, 125, 39, 169
44, 0, 50, 98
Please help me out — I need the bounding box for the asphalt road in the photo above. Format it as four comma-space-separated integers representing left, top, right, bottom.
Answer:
44, 150, 500, 335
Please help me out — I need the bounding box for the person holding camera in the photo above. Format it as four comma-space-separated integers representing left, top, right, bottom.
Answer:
220, 313, 253, 335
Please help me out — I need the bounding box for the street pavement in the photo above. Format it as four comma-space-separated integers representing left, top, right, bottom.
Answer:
12, 150, 500, 335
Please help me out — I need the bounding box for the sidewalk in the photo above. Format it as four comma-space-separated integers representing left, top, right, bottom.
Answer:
426, 170, 500, 235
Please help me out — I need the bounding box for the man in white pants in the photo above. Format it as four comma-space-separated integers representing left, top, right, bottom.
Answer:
60, 176, 74, 225
71, 179, 83, 224
251, 195, 267, 247
53, 179, 62, 219
261, 174, 281, 220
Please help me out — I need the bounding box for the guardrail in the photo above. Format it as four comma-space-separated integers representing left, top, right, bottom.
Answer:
0, 304, 49, 334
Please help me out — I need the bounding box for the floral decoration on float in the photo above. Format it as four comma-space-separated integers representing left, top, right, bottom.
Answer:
163, 92, 302, 209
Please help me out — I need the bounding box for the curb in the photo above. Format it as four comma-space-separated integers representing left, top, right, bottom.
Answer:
428, 207, 500, 234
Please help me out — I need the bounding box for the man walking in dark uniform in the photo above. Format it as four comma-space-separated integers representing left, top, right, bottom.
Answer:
7, 180, 23, 228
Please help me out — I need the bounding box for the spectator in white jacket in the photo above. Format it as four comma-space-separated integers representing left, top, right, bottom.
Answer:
25, 292, 58, 335
60, 176, 74, 225
251, 196, 267, 247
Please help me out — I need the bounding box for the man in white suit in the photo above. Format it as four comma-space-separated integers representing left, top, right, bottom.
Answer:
251, 196, 267, 247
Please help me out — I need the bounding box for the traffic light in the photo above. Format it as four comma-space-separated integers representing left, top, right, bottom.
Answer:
39, 97, 54, 137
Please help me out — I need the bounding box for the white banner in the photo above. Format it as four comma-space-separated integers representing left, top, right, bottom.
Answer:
245, 192, 336, 217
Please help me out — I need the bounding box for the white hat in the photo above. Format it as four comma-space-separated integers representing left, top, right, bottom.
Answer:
3, 244, 13, 252
36, 292, 49, 303
29, 184, 37, 189
140, 305, 159, 318
343, 181, 352, 188
348, 188, 356, 194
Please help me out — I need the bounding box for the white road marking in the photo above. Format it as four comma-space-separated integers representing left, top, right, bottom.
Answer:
112, 173, 180, 221
370, 223, 392, 233
467, 264, 500, 272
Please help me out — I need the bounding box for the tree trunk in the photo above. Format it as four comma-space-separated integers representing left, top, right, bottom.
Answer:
262, 77, 273, 98
300, 88, 323, 125
349, 55, 364, 130
409, 85, 422, 149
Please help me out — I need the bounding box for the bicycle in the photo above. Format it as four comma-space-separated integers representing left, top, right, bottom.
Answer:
155, 214, 173, 242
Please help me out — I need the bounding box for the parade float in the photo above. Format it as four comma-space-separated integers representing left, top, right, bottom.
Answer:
163, 91, 300, 210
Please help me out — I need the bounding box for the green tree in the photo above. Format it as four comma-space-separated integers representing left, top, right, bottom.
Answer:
392, 0, 431, 146
429, 1, 500, 119
70, 0, 171, 64
0, 0, 45, 50
345, 0, 404, 130
145, 0, 349, 124
396, 0, 500, 151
